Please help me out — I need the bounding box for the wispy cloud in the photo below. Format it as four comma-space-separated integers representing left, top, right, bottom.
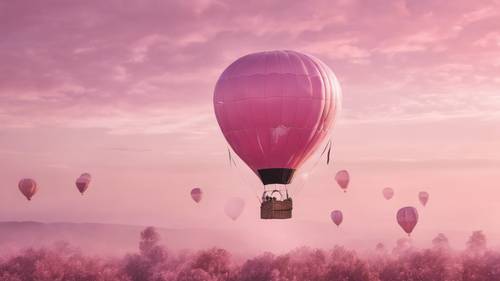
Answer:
1, 0, 500, 133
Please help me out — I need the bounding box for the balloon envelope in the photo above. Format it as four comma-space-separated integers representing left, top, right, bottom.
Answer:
397, 206, 419, 235
214, 50, 341, 185
18, 178, 38, 201
80, 173, 91, 181
75, 176, 90, 195
224, 197, 245, 221
191, 188, 203, 203
419, 191, 429, 206
330, 210, 343, 226
382, 187, 394, 200
335, 170, 350, 192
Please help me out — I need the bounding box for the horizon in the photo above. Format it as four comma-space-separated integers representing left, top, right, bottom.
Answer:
0, 221, 498, 259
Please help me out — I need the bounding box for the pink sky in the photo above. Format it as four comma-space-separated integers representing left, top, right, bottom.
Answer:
1, 0, 500, 251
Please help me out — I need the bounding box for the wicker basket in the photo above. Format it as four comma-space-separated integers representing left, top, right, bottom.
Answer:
260, 190, 293, 219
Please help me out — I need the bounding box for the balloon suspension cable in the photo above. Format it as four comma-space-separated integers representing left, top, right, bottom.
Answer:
314, 139, 333, 167
326, 140, 332, 165
228, 148, 237, 167
294, 139, 333, 196
227, 147, 262, 203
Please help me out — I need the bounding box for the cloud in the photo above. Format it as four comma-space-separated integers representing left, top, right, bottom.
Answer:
376, 31, 446, 54
460, 5, 498, 25
1, 0, 500, 134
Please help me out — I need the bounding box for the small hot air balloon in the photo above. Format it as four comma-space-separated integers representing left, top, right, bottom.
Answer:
382, 187, 394, 200
330, 210, 343, 227
214, 50, 341, 219
18, 178, 38, 201
224, 197, 245, 221
80, 173, 91, 181
419, 191, 429, 206
397, 206, 419, 236
75, 174, 91, 195
335, 170, 349, 192
191, 188, 203, 203
376, 242, 385, 251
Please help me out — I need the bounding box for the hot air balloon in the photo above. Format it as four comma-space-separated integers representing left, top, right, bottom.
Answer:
375, 242, 385, 251
330, 210, 343, 227
419, 191, 429, 206
397, 206, 418, 236
18, 178, 38, 201
75, 174, 91, 195
80, 173, 91, 181
191, 188, 203, 203
335, 170, 349, 192
382, 187, 394, 200
214, 50, 341, 219
224, 197, 245, 221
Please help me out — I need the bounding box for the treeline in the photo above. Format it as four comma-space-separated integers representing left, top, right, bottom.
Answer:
1, 227, 499, 281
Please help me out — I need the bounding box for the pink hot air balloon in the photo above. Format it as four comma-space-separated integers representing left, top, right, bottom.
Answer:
214, 50, 341, 186
224, 197, 245, 221
18, 178, 38, 201
419, 191, 429, 206
75, 175, 91, 195
330, 210, 343, 227
397, 206, 419, 236
335, 170, 349, 192
80, 173, 91, 181
382, 187, 394, 200
191, 188, 203, 203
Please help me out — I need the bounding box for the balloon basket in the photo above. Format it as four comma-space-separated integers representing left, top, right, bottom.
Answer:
260, 190, 293, 219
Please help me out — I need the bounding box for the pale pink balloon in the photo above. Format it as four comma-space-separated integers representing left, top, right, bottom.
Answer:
75, 175, 90, 195
397, 206, 419, 235
330, 210, 343, 226
191, 188, 203, 203
214, 50, 341, 186
382, 187, 394, 200
224, 197, 245, 221
376, 242, 385, 251
419, 191, 429, 206
335, 170, 350, 192
18, 178, 38, 201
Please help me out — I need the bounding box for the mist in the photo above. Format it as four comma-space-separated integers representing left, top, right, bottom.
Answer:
1, 226, 499, 281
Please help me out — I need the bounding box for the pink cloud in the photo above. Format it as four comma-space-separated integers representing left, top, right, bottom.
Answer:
1, 0, 500, 130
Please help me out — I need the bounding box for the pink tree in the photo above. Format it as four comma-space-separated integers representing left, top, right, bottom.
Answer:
466, 231, 487, 255
123, 227, 168, 281
190, 248, 232, 281
432, 233, 450, 251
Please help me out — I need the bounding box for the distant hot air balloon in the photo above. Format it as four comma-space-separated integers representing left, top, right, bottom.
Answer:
75, 174, 91, 195
382, 187, 394, 200
224, 197, 245, 221
214, 50, 341, 219
191, 188, 203, 203
335, 170, 350, 192
419, 191, 429, 206
80, 173, 91, 181
397, 206, 419, 236
330, 210, 343, 227
18, 178, 38, 201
